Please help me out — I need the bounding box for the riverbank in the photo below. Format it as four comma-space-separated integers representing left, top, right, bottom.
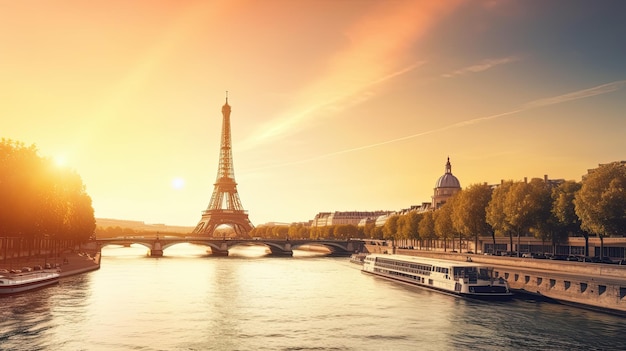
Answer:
0, 250, 101, 278
373, 246, 626, 316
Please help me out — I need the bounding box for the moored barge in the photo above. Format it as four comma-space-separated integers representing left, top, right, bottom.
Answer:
362, 254, 513, 300
0, 270, 60, 295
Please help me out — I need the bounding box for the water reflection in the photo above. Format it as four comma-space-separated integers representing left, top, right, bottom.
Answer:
3, 245, 626, 350
0, 284, 55, 348
100, 242, 332, 259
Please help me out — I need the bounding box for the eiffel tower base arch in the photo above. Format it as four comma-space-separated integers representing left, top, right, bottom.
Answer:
192, 209, 254, 239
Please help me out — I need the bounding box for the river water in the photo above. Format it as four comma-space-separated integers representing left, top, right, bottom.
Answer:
1, 244, 625, 351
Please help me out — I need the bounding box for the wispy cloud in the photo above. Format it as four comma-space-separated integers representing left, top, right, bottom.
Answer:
242, 60, 426, 149
244, 79, 626, 171
524, 80, 626, 108
442, 56, 522, 78
241, 0, 464, 150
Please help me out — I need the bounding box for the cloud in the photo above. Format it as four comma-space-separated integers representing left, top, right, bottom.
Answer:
524, 80, 626, 108
242, 1, 464, 150
245, 79, 626, 171
442, 56, 522, 78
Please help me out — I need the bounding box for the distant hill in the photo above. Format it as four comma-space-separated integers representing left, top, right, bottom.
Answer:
96, 218, 194, 234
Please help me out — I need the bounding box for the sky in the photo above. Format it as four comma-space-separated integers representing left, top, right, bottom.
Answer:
1, 0, 625, 227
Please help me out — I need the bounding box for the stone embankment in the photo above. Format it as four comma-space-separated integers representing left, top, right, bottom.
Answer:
0, 250, 101, 278
365, 244, 626, 316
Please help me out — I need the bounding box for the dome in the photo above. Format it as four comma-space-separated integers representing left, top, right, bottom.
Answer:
436, 173, 461, 188
435, 157, 461, 188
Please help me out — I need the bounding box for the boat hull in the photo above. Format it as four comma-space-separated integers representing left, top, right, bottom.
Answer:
0, 274, 60, 295
362, 269, 513, 300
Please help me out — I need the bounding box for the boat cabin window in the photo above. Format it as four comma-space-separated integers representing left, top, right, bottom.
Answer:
453, 267, 492, 280
433, 266, 449, 274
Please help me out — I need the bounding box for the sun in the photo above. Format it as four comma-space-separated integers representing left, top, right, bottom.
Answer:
54, 155, 67, 167
171, 177, 185, 190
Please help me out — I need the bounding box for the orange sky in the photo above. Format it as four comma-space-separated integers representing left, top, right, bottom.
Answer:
2, 0, 625, 226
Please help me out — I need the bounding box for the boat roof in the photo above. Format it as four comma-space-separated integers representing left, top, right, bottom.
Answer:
367, 253, 488, 268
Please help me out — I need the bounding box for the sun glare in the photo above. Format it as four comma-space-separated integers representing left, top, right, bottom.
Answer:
171, 177, 185, 190
54, 155, 67, 167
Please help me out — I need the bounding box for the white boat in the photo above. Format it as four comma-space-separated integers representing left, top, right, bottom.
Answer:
362, 254, 513, 300
0, 270, 60, 295
349, 253, 367, 265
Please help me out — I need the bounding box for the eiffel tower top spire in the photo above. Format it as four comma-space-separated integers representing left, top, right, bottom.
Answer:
223, 91, 230, 113
216, 92, 235, 182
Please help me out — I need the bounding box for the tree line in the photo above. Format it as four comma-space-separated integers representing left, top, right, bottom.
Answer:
0, 139, 95, 255
94, 226, 188, 238
2, 137, 623, 259
250, 162, 626, 257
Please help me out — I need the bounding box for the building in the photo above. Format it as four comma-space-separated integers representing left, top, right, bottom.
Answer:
311, 211, 393, 227
584, 160, 626, 179
357, 217, 377, 227
432, 157, 461, 209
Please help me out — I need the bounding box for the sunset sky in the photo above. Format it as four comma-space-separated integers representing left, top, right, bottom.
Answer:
2, 0, 625, 227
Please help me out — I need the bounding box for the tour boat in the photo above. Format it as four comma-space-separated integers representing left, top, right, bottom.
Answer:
349, 253, 367, 265
362, 254, 513, 300
0, 270, 60, 295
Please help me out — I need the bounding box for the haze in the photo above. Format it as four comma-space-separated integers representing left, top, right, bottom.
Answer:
1, 0, 625, 226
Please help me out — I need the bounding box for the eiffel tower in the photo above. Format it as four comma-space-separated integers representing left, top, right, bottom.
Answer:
193, 94, 254, 237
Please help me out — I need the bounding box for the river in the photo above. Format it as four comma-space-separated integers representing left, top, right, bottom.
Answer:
1, 244, 625, 351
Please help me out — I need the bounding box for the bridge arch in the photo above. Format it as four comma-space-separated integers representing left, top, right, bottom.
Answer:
96, 237, 362, 257
99, 240, 154, 250
290, 242, 352, 256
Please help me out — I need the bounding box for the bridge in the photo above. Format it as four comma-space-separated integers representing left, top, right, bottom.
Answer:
95, 236, 364, 257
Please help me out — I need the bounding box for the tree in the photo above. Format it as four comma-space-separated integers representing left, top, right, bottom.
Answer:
363, 221, 376, 239
396, 215, 410, 243
526, 178, 558, 253
486, 181, 514, 254
272, 225, 289, 239
501, 179, 551, 256
288, 223, 310, 239
418, 211, 435, 250
334, 224, 358, 239
454, 184, 493, 254
552, 180, 584, 253
434, 204, 454, 252
288, 223, 300, 238
406, 211, 421, 247
371, 225, 384, 240
0, 139, 95, 256
382, 215, 399, 241
446, 194, 464, 252
575, 162, 626, 258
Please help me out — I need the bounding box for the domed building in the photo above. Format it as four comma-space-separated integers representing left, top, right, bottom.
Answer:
432, 157, 461, 209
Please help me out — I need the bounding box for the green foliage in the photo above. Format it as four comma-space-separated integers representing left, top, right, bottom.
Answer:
552, 180, 582, 233
418, 211, 435, 240
250, 222, 361, 240
363, 221, 376, 238
406, 211, 421, 240
334, 224, 358, 239
486, 181, 513, 237
575, 162, 626, 237
504, 180, 535, 236
526, 178, 560, 246
454, 183, 493, 252
217, 163, 626, 251
455, 184, 492, 237
0, 139, 95, 241
288, 222, 309, 238
434, 201, 454, 241
382, 215, 399, 240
